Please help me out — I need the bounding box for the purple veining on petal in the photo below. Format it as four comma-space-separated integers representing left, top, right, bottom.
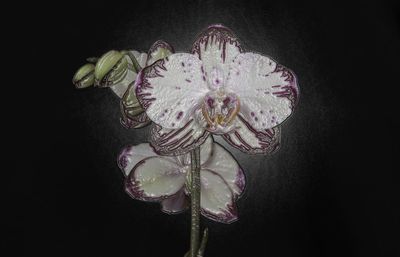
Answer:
117, 146, 133, 171
185, 79, 191, 83
149, 120, 209, 156
191, 24, 244, 61
222, 115, 281, 154
272, 65, 299, 110
120, 112, 151, 129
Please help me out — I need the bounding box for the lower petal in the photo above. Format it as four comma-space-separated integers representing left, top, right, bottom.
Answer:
200, 169, 238, 223
161, 189, 189, 214
118, 143, 161, 177
125, 156, 185, 201
150, 119, 209, 156
202, 143, 245, 198
222, 115, 281, 154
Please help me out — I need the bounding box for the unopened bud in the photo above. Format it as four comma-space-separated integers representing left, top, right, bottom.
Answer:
72, 63, 95, 89
94, 50, 128, 87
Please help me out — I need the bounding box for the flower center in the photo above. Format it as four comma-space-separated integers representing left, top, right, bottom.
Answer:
201, 90, 240, 134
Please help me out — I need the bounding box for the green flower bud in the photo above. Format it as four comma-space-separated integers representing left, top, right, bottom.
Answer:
72, 63, 95, 89
94, 50, 128, 87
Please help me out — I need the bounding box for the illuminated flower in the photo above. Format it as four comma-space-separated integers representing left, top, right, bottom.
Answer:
118, 136, 245, 223
135, 25, 298, 155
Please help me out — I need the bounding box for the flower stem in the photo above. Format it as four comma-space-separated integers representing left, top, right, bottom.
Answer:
121, 51, 142, 73
190, 147, 201, 257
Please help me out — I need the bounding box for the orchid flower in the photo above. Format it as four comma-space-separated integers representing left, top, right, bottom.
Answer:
135, 25, 299, 155
118, 135, 245, 224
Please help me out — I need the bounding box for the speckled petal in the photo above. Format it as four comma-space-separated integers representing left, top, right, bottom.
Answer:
110, 50, 148, 98
200, 169, 238, 223
161, 189, 189, 214
135, 53, 209, 129
191, 25, 244, 83
149, 119, 209, 156
202, 143, 245, 198
117, 143, 160, 177
146, 40, 175, 66
125, 156, 185, 201
226, 53, 299, 130
223, 115, 281, 154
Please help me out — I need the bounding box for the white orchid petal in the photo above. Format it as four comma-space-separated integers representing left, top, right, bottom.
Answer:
125, 156, 185, 201
191, 25, 244, 83
200, 169, 238, 223
118, 143, 161, 177
161, 189, 189, 214
149, 119, 209, 156
135, 53, 209, 129
226, 53, 299, 130
202, 143, 245, 198
199, 135, 214, 166
223, 115, 281, 154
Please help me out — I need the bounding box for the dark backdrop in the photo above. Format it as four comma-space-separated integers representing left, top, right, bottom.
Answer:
11, 1, 399, 256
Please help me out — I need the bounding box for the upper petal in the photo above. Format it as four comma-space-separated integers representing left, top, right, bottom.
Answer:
135, 53, 209, 129
200, 169, 238, 223
225, 53, 299, 130
149, 118, 209, 156
125, 156, 185, 201
191, 25, 244, 82
202, 142, 245, 198
117, 143, 161, 176
223, 115, 281, 154
146, 40, 175, 66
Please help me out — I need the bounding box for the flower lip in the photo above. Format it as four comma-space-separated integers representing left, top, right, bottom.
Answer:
201, 91, 240, 134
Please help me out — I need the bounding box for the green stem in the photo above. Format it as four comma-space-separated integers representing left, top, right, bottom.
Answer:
190, 147, 201, 257
121, 51, 142, 73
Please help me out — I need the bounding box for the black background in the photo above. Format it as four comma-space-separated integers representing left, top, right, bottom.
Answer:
10, 1, 399, 256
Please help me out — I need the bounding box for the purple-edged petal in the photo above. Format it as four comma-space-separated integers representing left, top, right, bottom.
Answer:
135, 53, 209, 129
191, 25, 244, 84
117, 143, 160, 176
110, 50, 148, 98
149, 119, 209, 156
120, 111, 151, 129
226, 53, 299, 130
223, 115, 281, 154
125, 156, 185, 201
200, 169, 238, 224
202, 143, 245, 198
161, 189, 189, 214
146, 40, 175, 66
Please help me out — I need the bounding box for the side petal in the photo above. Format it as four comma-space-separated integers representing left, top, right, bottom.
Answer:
146, 40, 175, 66
150, 119, 209, 156
110, 50, 148, 98
202, 143, 245, 198
222, 115, 281, 154
161, 189, 189, 214
200, 169, 238, 224
226, 53, 299, 130
135, 53, 209, 129
117, 143, 160, 177
191, 25, 244, 81
125, 156, 185, 201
